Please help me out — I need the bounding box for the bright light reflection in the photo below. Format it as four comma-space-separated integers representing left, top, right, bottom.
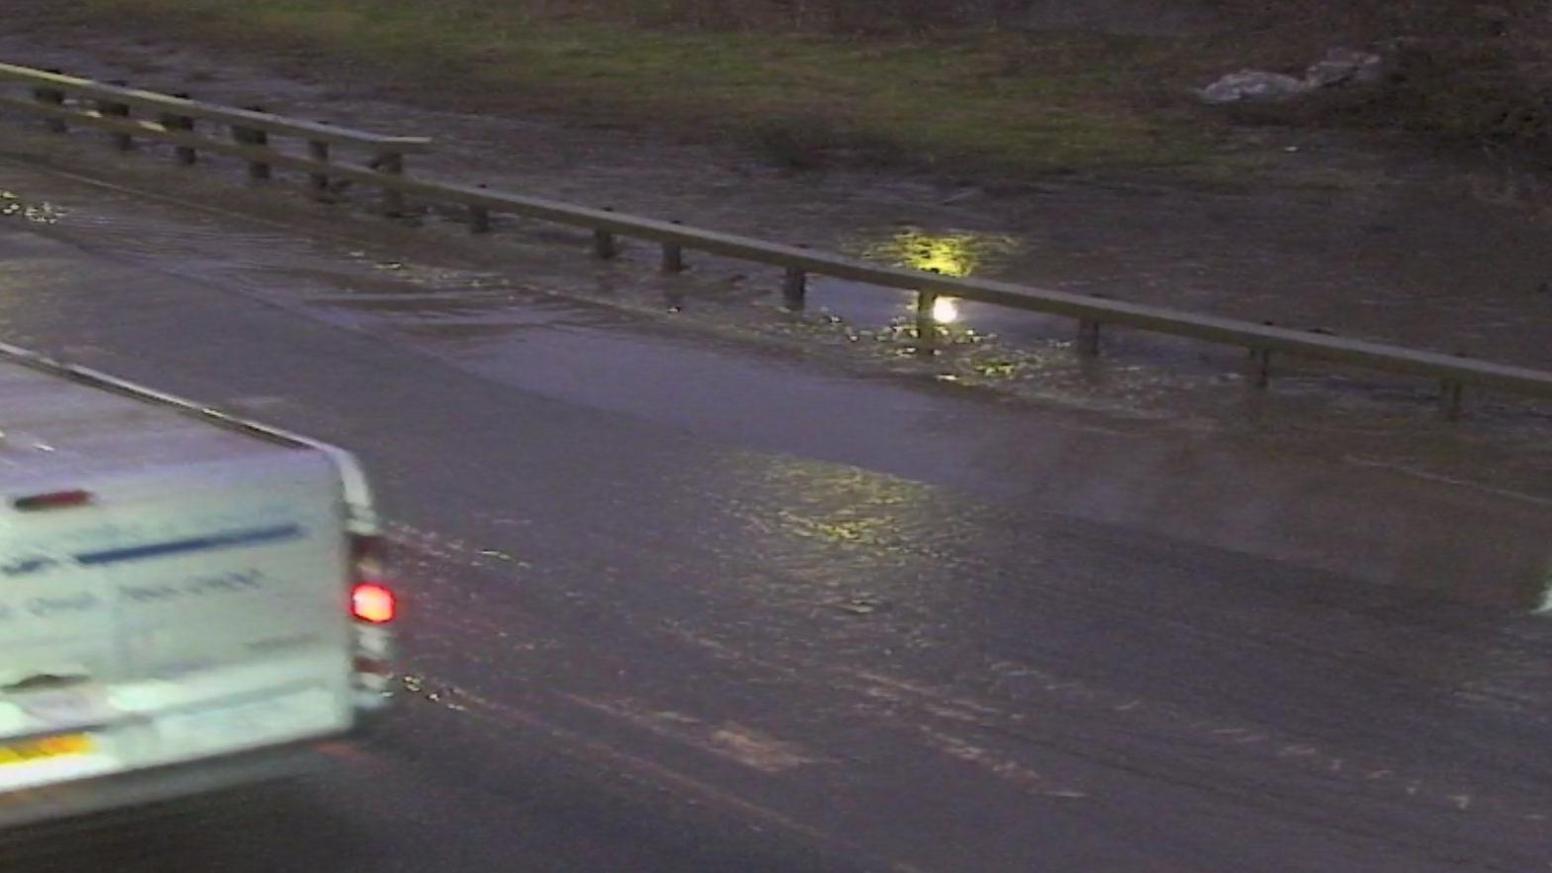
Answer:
861, 229, 1017, 279
931, 296, 960, 324
0, 190, 65, 225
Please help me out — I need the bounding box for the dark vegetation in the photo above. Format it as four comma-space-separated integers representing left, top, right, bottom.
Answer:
68, 0, 1552, 175
583, 0, 1552, 159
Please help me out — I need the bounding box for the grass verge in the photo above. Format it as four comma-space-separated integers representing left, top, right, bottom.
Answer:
73, 0, 1233, 177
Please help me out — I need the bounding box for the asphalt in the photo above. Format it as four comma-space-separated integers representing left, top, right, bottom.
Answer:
0, 156, 1549, 872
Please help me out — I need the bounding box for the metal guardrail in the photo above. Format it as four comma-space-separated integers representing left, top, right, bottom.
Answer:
1, 60, 1549, 418
0, 62, 430, 211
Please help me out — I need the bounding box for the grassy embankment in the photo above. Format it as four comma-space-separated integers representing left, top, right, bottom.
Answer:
74, 0, 1240, 177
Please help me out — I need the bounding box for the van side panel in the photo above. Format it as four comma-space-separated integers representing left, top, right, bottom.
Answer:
0, 452, 355, 795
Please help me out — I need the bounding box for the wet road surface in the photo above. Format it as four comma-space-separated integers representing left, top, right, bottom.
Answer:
0, 155, 1550, 872
6, 23, 1552, 375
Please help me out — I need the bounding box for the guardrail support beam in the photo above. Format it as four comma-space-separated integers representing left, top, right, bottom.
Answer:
916, 291, 938, 356
243, 127, 271, 179
592, 207, 619, 258
1440, 379, 1465, 421
375, 151, 405, 216
307, 140, 330, 197
101, 83, 132, 151
1077, 319, 1101, 356
1251, 348, 1272, 388
32, 72, 66, 133
233, 107, 271, 181
660, 220, 686, 272
593, 229, 617, 259
469, 204, 491, 234
662, 242, 684, 273
783, 267, 807, 310
467, 183, 492, 233
163, 94, 197, 165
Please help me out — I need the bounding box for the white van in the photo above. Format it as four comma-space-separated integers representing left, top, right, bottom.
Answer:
0, 342, 396, 827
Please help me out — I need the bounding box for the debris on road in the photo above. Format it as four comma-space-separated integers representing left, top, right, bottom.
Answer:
1198, 47, 1386, 104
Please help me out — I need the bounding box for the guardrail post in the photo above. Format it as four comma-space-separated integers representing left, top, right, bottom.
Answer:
783, 267, 807, 311
1077, 319, 1101, 356
162, 93, 197, 165
594, 228, 617, 259
467, 183, 492, 233
101, 81, 133, 151
661, 242, 684, 273
661, 220, 685, 273
1251, 348, 1272, 388
1440, 379, 1464, 421
375, 151, 405, 216
469, 204, 491, 233
307, 140, 330, 198
32, 71, 67, 133
593, 207, 618, 259
916, 290, 938, 356
234, 106, 271, 181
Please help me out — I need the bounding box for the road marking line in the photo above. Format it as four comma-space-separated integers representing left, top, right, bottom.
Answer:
402, 677, 926, 873
561, 693, 825, 774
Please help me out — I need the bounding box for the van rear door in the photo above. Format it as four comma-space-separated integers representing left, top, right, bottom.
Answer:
0, 451, 355, 792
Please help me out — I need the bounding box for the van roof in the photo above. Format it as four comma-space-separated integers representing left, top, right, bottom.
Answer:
0, 352, 298, 491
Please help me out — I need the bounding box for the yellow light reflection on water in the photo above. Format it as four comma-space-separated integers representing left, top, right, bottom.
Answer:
859, 229, 1015, 327
861, 229, 1017, 279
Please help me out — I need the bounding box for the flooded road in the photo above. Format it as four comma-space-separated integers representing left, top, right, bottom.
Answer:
0, 18, 1551, 870
3, 22, 1552, 381
0, 140, 1548, 871
0, 151, 1544, 593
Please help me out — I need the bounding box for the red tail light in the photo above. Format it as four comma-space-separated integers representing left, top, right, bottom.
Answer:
347, 532, 397, 707
349, 534, 396, 623
352, 582, 396, 624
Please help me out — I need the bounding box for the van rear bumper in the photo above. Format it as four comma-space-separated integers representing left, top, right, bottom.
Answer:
0, 733, 352, 830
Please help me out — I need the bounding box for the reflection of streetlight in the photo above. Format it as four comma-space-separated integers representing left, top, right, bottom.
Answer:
902, 232, 977, 278
862, 229, 1017, 279
931, 296, 960, 324
857, 228, 1014, 332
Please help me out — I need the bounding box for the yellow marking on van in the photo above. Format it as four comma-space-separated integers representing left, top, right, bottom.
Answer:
0, 733, 92, 765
